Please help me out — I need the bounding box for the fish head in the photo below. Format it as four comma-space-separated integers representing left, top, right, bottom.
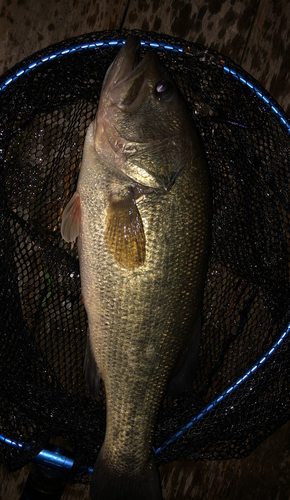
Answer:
94, 37, 196, 191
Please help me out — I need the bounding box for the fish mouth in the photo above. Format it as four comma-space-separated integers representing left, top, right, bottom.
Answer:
103, 37, 154, 109
132, 41, 142, 71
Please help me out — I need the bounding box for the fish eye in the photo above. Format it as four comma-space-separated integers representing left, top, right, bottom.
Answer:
154, 80, 175, 102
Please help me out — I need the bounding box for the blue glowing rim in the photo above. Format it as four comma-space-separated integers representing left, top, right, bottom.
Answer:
1, 35, 290, 471
0, 36, 290, 133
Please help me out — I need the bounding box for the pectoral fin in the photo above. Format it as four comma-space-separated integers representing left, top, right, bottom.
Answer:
61, 192, 81, 247
105, 188, 145, 268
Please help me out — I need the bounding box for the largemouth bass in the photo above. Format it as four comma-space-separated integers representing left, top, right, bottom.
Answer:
61, 37, 211, 500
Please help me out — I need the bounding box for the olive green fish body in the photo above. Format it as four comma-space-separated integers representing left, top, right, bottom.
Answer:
61, 37, 211, 500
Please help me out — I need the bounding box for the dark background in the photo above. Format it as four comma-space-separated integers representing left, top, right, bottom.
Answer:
0, 1, 289, 498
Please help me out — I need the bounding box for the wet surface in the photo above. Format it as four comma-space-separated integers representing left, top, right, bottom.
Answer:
0, 1, 290, 499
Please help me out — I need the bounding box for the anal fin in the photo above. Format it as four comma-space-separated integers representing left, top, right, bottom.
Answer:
167, 315, 202, 399
84, 327, 101, 400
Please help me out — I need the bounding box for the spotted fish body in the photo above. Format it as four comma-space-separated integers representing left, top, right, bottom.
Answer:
61, 38, 211, 500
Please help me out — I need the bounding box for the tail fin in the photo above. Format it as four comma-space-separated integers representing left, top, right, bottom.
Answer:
90, 451, 162, 500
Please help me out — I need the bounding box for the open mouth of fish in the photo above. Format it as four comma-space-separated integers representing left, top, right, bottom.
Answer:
98, 37, 180, 191
103, 37, 155, 109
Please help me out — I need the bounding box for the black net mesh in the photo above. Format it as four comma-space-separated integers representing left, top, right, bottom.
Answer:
0, 29, 290, 481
